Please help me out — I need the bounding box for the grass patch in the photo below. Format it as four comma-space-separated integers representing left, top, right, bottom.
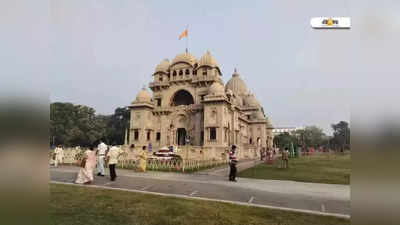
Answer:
50, 183, 349, 225
238, 153, 350, 185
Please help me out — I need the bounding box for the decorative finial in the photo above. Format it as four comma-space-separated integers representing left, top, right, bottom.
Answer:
233, 68, 239, 77
142, 85, 146, 90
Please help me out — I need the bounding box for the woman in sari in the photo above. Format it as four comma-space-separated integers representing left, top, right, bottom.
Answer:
137, 146, 148, 172
75, 147, 97, 184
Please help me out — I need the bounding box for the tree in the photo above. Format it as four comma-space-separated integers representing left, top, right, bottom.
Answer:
331, 121, 350, 151
105, 107, 130, 145
293, 126, 326, 149
50, 103, 107, 147
273, 132, 298, 149
50, 102, 130, 147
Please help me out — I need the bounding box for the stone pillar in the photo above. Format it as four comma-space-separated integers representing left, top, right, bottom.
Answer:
124, 129, 128, 146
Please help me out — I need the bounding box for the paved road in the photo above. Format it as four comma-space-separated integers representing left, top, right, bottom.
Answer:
50, 161, 350, 218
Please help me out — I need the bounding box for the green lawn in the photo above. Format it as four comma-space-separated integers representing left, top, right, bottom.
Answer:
238, 153, 350, 185
50, 184, 349, 225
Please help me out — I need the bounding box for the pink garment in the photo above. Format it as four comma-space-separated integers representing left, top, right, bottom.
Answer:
85, 150, 96, 169
75, 150, 96, 184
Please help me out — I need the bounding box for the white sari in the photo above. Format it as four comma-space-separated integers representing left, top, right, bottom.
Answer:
75, 150, 96, 184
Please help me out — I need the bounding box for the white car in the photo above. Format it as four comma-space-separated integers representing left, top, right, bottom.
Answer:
149, 147, 182, 161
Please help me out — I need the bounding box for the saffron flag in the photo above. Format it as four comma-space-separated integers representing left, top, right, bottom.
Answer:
179, 29, 188, 40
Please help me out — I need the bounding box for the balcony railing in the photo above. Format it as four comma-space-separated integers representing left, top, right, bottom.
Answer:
149, 81, 170, 88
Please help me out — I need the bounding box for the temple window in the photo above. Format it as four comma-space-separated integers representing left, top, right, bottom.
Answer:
202, 68, 207, 76
210, 127, 217, 140
156, 98, 162, 106
185, 69, 190, 75
147, 130, 151, 141
193, 70, 197, 75
179, 70, 183, 75
134, 130, 139, 141
156, 132, 161, 141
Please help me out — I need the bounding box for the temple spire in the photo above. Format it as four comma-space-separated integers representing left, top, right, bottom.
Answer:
233, 68, 239, 77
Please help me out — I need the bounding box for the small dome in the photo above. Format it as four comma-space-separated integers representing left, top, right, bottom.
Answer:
225, 69, 248, 95
266, 117, 273, 127
198, 51, 218, 67
235, 95, 244, 106
171, 51, 197, 66
226, 89, 234, 96
208, 82, 225, 96
135, 87, 152, 103
244, 94, 260, 107
251, 110, 265, 120
154, 59, 170, 73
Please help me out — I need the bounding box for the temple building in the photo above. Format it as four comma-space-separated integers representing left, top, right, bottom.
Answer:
128, 50, 273, 159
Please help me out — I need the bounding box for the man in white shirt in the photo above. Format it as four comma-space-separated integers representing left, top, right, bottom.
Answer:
54, 146, 64, 168
106, 145, 123, 181
97, 141, 108, 176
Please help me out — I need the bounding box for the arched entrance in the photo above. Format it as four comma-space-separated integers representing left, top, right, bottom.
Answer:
171, 90, 194, 106
177, 128, 187, 146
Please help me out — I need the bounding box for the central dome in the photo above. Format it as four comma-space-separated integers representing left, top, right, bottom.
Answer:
225, 69, 248, 96
171, 51, 197, 66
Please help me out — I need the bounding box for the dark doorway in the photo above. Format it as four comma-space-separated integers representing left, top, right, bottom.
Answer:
172, 90, 194, 106
177, 128, 187, 146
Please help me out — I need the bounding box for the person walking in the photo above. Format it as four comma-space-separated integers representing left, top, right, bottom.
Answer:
260, 148, 264, 161
229, 145, 238, 182
97, 141, 107, 176
137, 146, 148, 172
282, 147, 289, 169
54, 145, 64, 168
106, 144, 123, 181
75, 147, 97, 184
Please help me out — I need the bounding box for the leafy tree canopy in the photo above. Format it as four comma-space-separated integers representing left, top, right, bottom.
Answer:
50, 102, 130, 147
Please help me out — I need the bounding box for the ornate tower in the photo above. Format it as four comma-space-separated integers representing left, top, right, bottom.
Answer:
129, 87, 154, 148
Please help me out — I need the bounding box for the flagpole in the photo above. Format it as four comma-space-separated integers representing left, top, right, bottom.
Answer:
186, 24, 189, 52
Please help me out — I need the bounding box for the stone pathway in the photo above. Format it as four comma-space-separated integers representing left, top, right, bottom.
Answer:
50, 160, 350, 218
196, 159, 263, 176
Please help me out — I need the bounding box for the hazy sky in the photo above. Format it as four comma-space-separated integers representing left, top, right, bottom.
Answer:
2, 0, 400, 134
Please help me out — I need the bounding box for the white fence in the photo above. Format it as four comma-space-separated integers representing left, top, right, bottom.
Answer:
50, 148, 229, 172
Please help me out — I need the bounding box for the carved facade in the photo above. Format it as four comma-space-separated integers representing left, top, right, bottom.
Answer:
128, 50, 273, 158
